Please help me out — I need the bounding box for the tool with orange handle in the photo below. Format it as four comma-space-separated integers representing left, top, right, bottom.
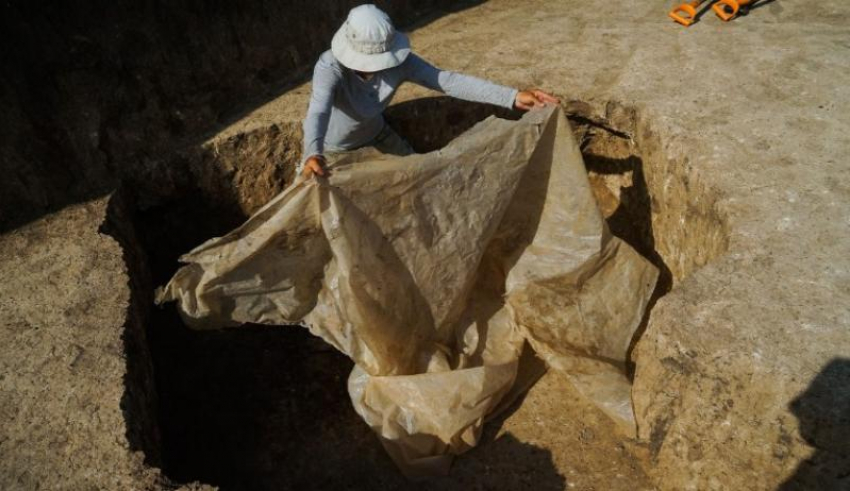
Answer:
712, 0, 756, 21
669, 0, 710, 27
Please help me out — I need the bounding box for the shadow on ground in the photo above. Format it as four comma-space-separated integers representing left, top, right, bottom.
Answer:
149, 308, 566, 490
778, 358, 850, 491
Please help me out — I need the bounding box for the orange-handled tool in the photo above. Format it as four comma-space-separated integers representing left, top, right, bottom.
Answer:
712, 0, 756, 21
669, 0, 709, 27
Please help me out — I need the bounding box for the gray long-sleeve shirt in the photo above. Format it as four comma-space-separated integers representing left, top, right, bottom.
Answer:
301, 50, 518, 163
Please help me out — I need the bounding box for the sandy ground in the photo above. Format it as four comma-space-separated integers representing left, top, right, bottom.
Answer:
2, 1, 848, 490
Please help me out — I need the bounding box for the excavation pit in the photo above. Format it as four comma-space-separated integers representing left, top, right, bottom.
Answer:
131, 99, 728, 489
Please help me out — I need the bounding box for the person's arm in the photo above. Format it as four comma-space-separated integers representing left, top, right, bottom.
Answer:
404, 54, 518, 109
404, 54, 559, 111
300, 55, 343, 176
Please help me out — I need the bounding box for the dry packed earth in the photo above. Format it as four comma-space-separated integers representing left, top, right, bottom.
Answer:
1, 1, 849, 490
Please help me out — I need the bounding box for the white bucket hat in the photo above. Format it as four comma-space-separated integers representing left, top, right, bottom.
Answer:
331, 4, 411, 72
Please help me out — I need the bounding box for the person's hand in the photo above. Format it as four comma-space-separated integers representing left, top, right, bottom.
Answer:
301, 155, 327, 178
514, 89, 560, 111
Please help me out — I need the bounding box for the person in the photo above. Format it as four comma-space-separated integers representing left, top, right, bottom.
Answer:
299, 4, 559, 177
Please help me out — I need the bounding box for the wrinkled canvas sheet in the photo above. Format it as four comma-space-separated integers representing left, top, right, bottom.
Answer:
156, 106, 658, 477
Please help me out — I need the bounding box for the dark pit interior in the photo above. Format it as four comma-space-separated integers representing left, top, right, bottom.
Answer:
133, 98, 673, 489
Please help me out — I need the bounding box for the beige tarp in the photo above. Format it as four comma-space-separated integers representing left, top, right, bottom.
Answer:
156, 105, 658, 477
